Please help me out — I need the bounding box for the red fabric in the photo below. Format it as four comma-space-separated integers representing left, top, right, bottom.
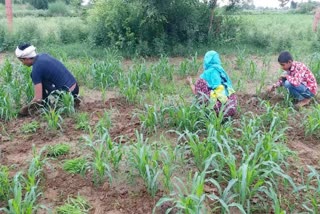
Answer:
194, 78, 237, 117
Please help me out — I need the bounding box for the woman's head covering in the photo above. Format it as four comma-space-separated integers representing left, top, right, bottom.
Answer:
200, 50, 233, 95
15, 44, 37, 59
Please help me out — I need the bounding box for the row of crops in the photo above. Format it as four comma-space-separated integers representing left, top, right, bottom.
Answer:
1, 50, 320, 213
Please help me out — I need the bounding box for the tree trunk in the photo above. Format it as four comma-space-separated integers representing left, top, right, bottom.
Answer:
208, 7, 214, 36
5, 0, 13, 32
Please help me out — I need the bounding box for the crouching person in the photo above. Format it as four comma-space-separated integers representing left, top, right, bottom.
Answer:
15, 43, 80, 116
268, 51, 317, 108
187, 50, 237, 117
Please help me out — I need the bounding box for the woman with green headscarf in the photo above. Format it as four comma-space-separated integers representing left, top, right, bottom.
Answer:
187, 50, 237, 117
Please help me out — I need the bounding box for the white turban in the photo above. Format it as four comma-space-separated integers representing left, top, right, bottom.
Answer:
15, 45, 37, 58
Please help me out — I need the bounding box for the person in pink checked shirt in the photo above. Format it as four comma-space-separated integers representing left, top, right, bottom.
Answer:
267, 51, 318, 108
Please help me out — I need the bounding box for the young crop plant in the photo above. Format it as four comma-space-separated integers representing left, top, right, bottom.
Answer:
152, 56, 174, 81
24, 145, 47, 193
246, 60, 258, 79
90, 55, 122, 89
163, 100, 204, 133
46, 143, 71, 157
303, 104, 320, 139
128, 132, 161, 197
0, 166, 11, 202
75, 112, 90, 132
155, 171, 207, 213
138, 104, 164, 134
84, 132, 116, 185
63, 157, 87, 176
0, 173, 41, 214
260, 182, 287, 214
42, 106, 63, 130
58, 91, 76, 116
159, 146, 178, 192
20, 121, 40, 134
0, 92, 16, 121
105, 135, 123, 171
207, 178, 245, 214
185, 131, 215, 171
95, 111, 112, 137
177, 53, 201, 77
55, 195, 91, 214
118, 75, 139, 104
301, 166, 320, 213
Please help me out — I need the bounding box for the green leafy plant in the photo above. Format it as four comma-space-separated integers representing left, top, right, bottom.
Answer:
75, 112, 91, 132
42, 107, 63, 131
20, 121, 40, 134
56, 195, 91, 214
47, 143, 71, 157
155, 171, 207, 213
0, 166, 11, 202
63, 157, 87, 175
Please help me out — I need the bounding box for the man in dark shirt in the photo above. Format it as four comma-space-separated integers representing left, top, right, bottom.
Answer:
15, 43, 80, 116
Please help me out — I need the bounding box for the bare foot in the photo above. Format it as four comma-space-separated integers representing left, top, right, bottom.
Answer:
295, 98, 311, 108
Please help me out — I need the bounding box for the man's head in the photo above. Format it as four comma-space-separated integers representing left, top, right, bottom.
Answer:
15, 43, 37, 67
278, 51, 293, 71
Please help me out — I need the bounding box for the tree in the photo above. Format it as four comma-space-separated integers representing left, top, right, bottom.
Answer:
30, 0, 48, 9
208, 0, 218, 36
290, 1, 297, 9
5, 0, 13, 32
278, 0, 290, 8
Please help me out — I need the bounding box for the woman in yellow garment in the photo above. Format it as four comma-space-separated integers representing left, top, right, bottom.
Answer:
187, 50, 237, 117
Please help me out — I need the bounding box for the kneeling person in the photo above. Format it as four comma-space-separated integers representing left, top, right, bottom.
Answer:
16, 43, 80, 116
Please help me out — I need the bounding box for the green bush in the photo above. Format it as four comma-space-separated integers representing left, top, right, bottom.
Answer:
58, 21, 88, 44
48, 1, 70, 16
30, 0, 48, 9
14, 22, 42, 45
87, 0, 211, 55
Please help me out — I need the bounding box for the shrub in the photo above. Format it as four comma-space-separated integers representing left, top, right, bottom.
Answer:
47, 1, 70, 16
30, 0, 48, 9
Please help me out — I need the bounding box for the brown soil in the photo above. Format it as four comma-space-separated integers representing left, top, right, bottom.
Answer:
1, 57, 320, 213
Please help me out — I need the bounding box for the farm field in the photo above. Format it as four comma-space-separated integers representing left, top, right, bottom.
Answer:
1, 47, 320, 213
2, 1, 320, 211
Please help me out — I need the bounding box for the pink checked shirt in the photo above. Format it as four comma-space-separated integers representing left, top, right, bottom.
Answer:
274, 61, 318, 95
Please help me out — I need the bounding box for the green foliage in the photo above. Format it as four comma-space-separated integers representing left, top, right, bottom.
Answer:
303, 104, 320, 139
48, 1, 70, 16
0, 166, 11, 202
46, 143, 71, 157
87, 0, 210, 55
155, 171, 207, 213
63, 157, 87, 175
128, 133, 161, 197
30, 0, 48, 9
56, 195, 91, 214
20, 121, 40, 134
42, 106, 63, 130
75, 112, 90, 131
85, 134, 113, 186
58, 22, 88, 44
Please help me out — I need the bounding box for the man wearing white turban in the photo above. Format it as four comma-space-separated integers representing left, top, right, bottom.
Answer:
16, 43, 80, 116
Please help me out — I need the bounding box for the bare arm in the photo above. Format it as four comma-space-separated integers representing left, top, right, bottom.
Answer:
32, 83, 43, 102
186, 76, 197, 95
19, 83, 43, 116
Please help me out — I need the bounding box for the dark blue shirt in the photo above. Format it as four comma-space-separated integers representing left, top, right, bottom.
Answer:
31, 54, 76, 92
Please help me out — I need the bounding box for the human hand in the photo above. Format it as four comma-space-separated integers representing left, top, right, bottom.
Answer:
267, 85, 275, 93
186, 76, 193, 85
19, 105, 29, 117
